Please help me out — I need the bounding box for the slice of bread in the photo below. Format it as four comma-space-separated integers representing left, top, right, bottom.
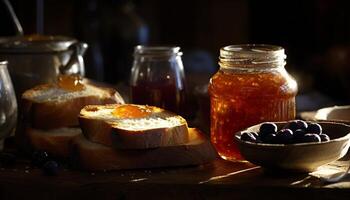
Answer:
20, 82, 125, 129
24, 127, 82, 158
70, 128, 217, 171
79, 104, 189, 149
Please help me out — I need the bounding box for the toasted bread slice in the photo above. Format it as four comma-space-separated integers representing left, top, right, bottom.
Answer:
71, 128, 217, 171
25, 127, 82, 158
79, 104, 189, 149
20, 82, 124, 129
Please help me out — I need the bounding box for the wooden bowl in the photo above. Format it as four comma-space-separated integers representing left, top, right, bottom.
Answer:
234, 121, 350, 172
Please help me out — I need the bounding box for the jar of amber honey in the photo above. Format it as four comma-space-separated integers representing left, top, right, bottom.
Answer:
209, 44, 298, 161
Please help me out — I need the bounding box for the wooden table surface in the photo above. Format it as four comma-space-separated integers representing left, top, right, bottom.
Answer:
1, 152, 350, 200
3, 86, 349, 200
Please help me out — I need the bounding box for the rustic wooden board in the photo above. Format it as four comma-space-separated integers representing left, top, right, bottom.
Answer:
71, 128, 217, 171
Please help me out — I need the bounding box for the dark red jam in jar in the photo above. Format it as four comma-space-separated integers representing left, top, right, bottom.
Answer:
208, 44, 298, 161
130, 46, 186, 115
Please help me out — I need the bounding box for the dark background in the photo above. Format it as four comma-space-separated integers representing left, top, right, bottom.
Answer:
1, 0, 350, 110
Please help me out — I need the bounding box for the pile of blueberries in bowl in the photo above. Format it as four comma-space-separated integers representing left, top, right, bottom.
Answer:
241, 120, 330, 145
235, 120, 350, 172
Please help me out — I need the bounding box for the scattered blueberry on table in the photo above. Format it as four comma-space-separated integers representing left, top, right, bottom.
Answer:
42, 160, 60, 176
31, 150, 60, 176
0, 152, 16, 166
31, 150, 50, 167
240, 120, 330, 144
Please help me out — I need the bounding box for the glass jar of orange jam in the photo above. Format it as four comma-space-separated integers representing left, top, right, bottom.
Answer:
208, 44, 298, 161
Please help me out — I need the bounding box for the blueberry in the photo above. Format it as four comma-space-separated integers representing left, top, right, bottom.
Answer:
275, 129, 294, 144
250, 132, 262, 143
297, 120, 309, 130
320, 134, 330, 142
261, 133, 277, 144
301, 133, 321, 143
293, 129, 306, 143
285, 120, 298, 131
250, 131, 259, 139
259, 122, 277, 138
42, 161, 59, 176
0, 153, 16, 166
32, 151, 50, 167
306, 123, 322, 135
285, 120, 308, 131
241, 132, 257, 143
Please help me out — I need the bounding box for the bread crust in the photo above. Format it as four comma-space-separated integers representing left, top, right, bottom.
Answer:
24, 127, 82, 158
79, 116, 113, 146
110, 123, 189, 149
71, 128, 217, 171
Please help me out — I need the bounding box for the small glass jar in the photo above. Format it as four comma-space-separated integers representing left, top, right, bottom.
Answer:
209, 44, 298, 161
130, 46, 186, 114
0, 61, 17, 150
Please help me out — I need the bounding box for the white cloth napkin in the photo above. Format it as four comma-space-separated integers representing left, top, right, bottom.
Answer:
310, 159, 350, 188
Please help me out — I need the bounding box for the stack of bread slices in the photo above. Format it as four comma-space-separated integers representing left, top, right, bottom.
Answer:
16, 78, 124, 158
74, 104, 216, 170
16, 77, 216, 171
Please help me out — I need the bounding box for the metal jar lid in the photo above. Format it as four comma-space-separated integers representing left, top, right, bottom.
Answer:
134, 45, 183, 58
0, 34, 77, 53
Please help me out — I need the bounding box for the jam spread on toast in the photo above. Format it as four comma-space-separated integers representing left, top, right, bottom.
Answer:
112, 104, 155, 118
57, 75, 85, 91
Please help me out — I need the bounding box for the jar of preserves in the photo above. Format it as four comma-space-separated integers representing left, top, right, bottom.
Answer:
130, 45, 186, 115
209, 44, 298, 161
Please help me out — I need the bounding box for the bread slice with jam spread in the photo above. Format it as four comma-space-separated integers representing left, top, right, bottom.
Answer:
20, 75, 125, 130
79, 104, 189, 149
16, 75, 125, 156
